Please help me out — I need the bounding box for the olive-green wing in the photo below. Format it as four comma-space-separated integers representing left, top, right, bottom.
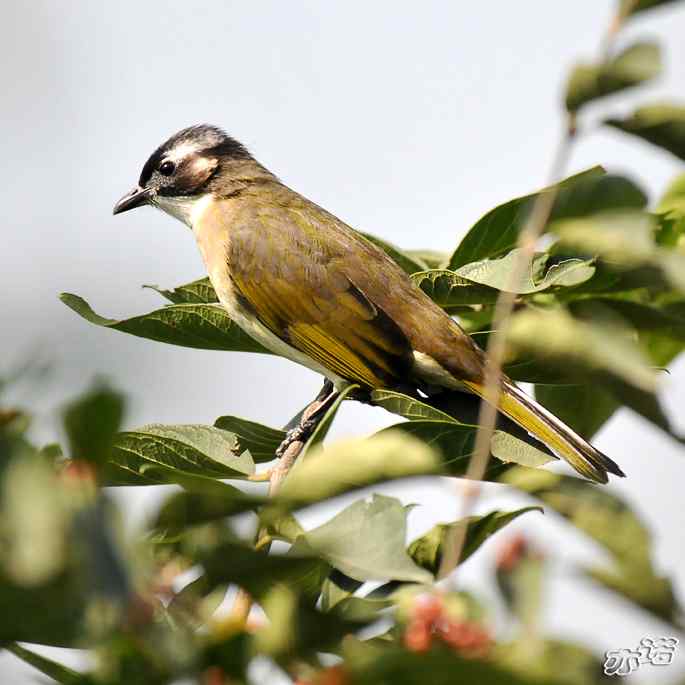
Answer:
224, 196, 414, 387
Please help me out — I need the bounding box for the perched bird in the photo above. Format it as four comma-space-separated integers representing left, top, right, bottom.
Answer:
113, 124, 624, 483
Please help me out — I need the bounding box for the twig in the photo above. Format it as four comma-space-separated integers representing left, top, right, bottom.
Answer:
227, 381, 338, 625
437, 0, 639, 584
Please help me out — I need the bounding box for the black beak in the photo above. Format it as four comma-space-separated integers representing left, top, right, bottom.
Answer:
112, 186, 153, 215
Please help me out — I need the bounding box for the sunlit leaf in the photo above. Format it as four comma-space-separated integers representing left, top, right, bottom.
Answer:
565, 42, 661, 112
144, 276, 217, 304
454, 251, 595, 294
107, 424, 255, 484
299, 494, 432, 583
276, 431, 440, 508
553, 210, 685, 292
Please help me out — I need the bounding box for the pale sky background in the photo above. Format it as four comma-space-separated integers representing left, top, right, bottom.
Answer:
3, 1, 685, 683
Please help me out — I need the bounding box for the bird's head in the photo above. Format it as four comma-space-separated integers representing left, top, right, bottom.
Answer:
113, 124, 254, 225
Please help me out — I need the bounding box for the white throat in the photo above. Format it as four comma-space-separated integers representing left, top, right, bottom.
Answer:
154, 193, 214, 228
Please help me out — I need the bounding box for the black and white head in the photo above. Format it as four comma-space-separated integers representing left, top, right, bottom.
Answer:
113, 124, 253, 225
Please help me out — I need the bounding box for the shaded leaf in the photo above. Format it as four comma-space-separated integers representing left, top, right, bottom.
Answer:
606, 102, 685, 162
299, 494, 432, 583
411, 269, 499, 308
535, 384, 619, 440
449, 169, 646, 269
62, 383, 125, 465
408, 507, 542, 575
620, 0, 684, 18
5, 643, 91, 685
565, 42, 661, 112
152, 483, 262, 531
213, 415, 285, 463
201, 541, 329, 601
60, 293, 270, 353
254, 584, 368, 660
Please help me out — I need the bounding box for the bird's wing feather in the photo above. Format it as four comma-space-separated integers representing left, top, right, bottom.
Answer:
224, 193, 414, 387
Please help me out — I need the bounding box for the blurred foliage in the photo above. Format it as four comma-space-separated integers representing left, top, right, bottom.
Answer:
4, 1, 685, 683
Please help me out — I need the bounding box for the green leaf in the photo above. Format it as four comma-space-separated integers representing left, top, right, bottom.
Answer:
494, 639, 606, 685
0, 569, 87, 645
535, 384, 619, 440
405, 249, 449, 269
448, 169, 646, 269
213, 415, 285, 463
347, 647, 557, 685
60, 293, 270, 353
565, 42, 661, 112
2, 452, 69, 586
606, 102, 685, 162
583, 565, 682, 628
360, 232, 428, 274
5, 643, 91, 685
62, 383, 125, 465
254, 584, 367, 660
490, 432, 557, 468
201, 541, 328, 601
371, 389, 457, 423
500, 467, 651, 570
506, 307, 658, 393
299, 494, 432, 583
144, 276, 217, 304
275, 431, 440, 508
107, 424, 255, 484
454, 251, 595, 294
656, 171, 685, 215
411, 269, 499, 308
620, 0, 684, 19
553, 210, 685, 292
152, 482, 261, 531
408, 507, 542, 575
500, 467, 683, 628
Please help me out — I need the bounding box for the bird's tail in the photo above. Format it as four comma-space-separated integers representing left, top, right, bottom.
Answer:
462, 379, 625, 483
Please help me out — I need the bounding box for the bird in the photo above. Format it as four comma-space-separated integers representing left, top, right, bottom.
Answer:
113, 124, 624, 483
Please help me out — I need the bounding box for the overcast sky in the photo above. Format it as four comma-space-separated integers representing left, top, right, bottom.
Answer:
3, 1, 685, 682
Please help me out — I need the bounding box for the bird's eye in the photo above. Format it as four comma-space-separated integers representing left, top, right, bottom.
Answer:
159, 160, 176, 176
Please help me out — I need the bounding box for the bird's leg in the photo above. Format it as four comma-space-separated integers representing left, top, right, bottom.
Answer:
274, 380, 338, 460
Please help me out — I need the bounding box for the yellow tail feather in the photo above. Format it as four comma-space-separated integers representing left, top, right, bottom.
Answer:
463, 380, 624, 483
